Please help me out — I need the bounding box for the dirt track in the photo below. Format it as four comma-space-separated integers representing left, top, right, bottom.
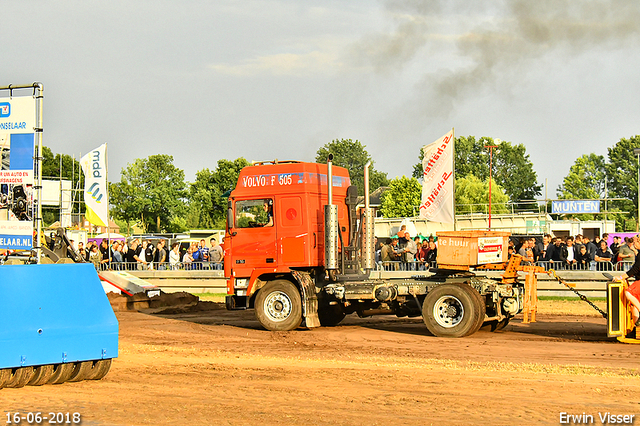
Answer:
2, 304, 640, 426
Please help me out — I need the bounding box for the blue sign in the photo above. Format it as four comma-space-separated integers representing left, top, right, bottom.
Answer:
552, 200, 600, 214
0, 102, 9, 117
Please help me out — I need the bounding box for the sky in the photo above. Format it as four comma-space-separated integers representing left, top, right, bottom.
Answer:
2, 0, 640, 200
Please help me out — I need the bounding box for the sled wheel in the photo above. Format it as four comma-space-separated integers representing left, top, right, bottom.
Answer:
48, 363, 74, 385
27, 364, 54, 386
4, 367, 34, 388
87, 359, 112, 381
67, 361, 94, 382
318, 303, 346, 327
0, 369, 10, 389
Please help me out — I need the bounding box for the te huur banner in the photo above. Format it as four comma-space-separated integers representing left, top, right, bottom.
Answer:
0, 95, 36, 250
552, 200, 600, 214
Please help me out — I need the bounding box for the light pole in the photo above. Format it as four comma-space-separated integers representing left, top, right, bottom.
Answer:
484, 139, 501, 230
634, 148, 640, 232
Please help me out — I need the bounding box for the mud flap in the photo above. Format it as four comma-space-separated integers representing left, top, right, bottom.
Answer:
292, 270, 320, 328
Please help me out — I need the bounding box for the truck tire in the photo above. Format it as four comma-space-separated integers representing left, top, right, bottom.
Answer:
422, 283, 485, 338
492, 317, 510, 331
255, 280, 303, 331
467, 285, 487, 336
318, 303, 346, 327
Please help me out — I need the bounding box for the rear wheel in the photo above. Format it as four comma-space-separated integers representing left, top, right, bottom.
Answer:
493, 317, 510, 331
255, 280, 303, 331
422, 284, 485, 338
318, 303, 346, 327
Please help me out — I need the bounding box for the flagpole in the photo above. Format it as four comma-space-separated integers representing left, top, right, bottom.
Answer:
105, 143, 111, 266
35, 83, 44, 263
452, 127, 456, 231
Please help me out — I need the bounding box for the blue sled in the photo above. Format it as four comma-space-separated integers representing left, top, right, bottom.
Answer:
0, 263, 118, 388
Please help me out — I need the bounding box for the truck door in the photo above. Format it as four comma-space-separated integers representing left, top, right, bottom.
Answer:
229, 198, 277, 273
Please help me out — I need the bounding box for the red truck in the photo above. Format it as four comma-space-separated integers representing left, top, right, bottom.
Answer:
224, 157, 525, 337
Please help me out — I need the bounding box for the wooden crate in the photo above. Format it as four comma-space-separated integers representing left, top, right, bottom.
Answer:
436, 230, 510, 269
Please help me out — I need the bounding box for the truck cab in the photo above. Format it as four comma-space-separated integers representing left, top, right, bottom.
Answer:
225, 160, 351, 313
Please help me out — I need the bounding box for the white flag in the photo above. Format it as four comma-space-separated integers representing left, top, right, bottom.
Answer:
419, 130, 455, 223
80, 144, 108, 227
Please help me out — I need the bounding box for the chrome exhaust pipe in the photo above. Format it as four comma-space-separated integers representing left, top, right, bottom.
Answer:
362, 161, 375, 270
324, 154, 338, 270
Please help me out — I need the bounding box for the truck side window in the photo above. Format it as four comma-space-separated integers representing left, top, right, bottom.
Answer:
235, 199, 274, 228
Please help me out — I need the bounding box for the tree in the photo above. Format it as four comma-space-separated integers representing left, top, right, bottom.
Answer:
557, 154, 606, 200
110, 155, 187, 233
413, 136, 541, 202
605, 135, 640, 230
316, 139, 389, 195
187, 158, 249, 229
455, 175, 509, 215
379, 176, 421, 218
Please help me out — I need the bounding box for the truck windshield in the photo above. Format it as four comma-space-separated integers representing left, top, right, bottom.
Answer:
235, 199, 273, 228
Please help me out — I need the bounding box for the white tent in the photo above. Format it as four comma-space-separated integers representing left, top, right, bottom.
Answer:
88, 232, 126, 242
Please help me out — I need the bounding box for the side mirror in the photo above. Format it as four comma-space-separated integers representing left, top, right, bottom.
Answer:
227, 200, 233, 231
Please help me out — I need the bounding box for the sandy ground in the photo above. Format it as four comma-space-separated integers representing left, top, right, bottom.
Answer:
1, 301, 640, 426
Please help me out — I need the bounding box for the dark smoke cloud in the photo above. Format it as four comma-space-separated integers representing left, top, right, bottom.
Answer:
352, 0, 640, 119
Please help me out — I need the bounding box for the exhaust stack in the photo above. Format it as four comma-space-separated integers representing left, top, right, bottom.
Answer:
324, 155, 339, 270
362, 161, 375, 270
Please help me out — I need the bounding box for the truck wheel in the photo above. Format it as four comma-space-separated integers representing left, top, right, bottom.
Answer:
482, 316, 511, 332
422, 284, 484, 338
466, 285, 487, 336
493, 317, 510, 331
318, 303, 346, 327
255, 280, 303, 331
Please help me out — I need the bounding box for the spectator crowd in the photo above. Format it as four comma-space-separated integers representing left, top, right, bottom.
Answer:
511, 233, 634, 271
375, 227, 635, 272
77, 237, 224, 271
377, 225, 438, 270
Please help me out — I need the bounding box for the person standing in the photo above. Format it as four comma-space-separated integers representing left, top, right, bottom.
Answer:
155, 240, 167, 270
618, 237, 636, 264
594, 240, 613, 271
518, 238, 534, 265
209, 238, 224, 270
402, 233, 417, 270
614, 236, 640, 328
169, 242, 180, 270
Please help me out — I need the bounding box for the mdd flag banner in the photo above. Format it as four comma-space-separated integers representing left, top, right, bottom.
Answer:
0, 96, 36, 250
81, 144, 108, 227
419, 129, 455, 224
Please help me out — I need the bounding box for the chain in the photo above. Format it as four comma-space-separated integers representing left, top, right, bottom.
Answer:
546, 269, 607, 319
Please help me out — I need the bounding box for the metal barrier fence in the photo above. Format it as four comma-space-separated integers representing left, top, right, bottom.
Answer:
93, 261, 223, 271
377, 260, 635, 272
536, 260, 633, 272
377, 261, 438, 271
